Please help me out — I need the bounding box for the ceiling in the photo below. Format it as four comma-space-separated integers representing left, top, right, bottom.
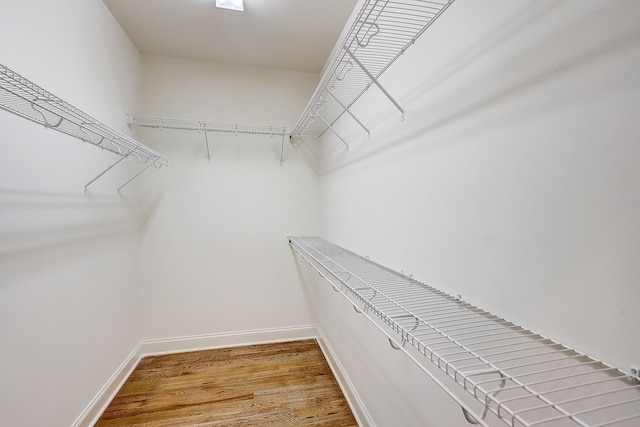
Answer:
104, 0, 358, 74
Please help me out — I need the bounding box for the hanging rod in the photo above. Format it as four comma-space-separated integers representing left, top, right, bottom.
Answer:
128, 114, 290, 164
292, 0, 455, 144
0, 64, 169, 172
289, 237, 640, 427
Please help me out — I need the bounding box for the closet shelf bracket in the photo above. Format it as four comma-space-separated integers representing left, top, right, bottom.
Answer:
314, 112, 350, 150
117, 155, 161, 193
279, 134, 285, 166
389, 338, 402, 350
84, 151, 130, 194
199, 121, 212, 163
344, 47, 404, 120
462, 407, 481, 424
326, 87, 370, 139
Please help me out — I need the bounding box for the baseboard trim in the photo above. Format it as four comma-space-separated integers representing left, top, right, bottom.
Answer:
316, 327, 375, 427
72, 342, 142, 427
74, 325, 372, 427
138, 324, 318, 356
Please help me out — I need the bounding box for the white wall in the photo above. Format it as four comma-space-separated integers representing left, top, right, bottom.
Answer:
137, 56, 321, 340
4, 1, 637, 425
0, 1, 145, 426
308, 0, 640, 425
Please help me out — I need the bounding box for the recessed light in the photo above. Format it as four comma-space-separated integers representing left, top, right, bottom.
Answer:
215, 0, 244, 12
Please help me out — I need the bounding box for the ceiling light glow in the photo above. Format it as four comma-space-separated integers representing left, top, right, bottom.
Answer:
215, 0, 244, 12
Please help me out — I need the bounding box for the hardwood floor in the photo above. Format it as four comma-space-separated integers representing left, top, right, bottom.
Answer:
96, 339, 358, 426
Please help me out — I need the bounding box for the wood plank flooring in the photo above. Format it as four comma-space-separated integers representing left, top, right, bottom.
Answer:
96, 339, 357, 426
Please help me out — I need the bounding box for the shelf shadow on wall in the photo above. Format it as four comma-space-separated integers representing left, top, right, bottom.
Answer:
0, 188, 141, 261
321, 1, 640, 177
403, 0, 564, 109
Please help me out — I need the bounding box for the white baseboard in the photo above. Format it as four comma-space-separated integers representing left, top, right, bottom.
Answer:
138, 324, 317, 356
316, 328, 375, 427
72, 342, 143, 427
73, 324, 371, 427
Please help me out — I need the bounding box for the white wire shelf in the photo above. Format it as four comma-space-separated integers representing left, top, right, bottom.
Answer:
291, 0, 455, 147
0, 64, 168, 168
128, 114, 290, 164
128, 115, 289, 137
0, 64, 168, 193
289, 236, 640, 427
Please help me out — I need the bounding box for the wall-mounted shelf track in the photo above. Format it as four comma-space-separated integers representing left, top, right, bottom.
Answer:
291, 0, 455, 148
289, 236, 640, 427
0, 64, 169, 193
128, 114, 290, 164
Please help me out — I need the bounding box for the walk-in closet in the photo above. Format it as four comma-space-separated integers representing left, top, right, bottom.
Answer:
1, 0, 639, 426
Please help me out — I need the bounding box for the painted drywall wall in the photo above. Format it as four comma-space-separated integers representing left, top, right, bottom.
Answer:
307, 0, 640, 425
0, 1, 145, 426
136, 56, 321, 339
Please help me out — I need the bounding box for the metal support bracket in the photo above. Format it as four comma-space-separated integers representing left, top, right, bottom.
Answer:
315, 112, 349, 150
31, 99, 63, 128
326, 88, 370, 140
462, 407, 480, 424
280, 134, 285, 166
389, 338, 402, 350
201, 122, 211, 163
345, 47, 405, 120
117, 156, 160, 193
84, 153, 129, 194
79, 122, 105, 147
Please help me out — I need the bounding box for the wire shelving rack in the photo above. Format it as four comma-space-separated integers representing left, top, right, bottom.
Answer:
128, 115, 290, 164
0, 64, 168, 192
289, 236, 640, 427
291, 0, 455, 148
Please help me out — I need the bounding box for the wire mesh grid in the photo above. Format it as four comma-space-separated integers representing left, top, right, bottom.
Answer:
292, 0, 454, 139
129, 115, 289, 137
289, 236, 640, 427
0, 64, 168, 167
